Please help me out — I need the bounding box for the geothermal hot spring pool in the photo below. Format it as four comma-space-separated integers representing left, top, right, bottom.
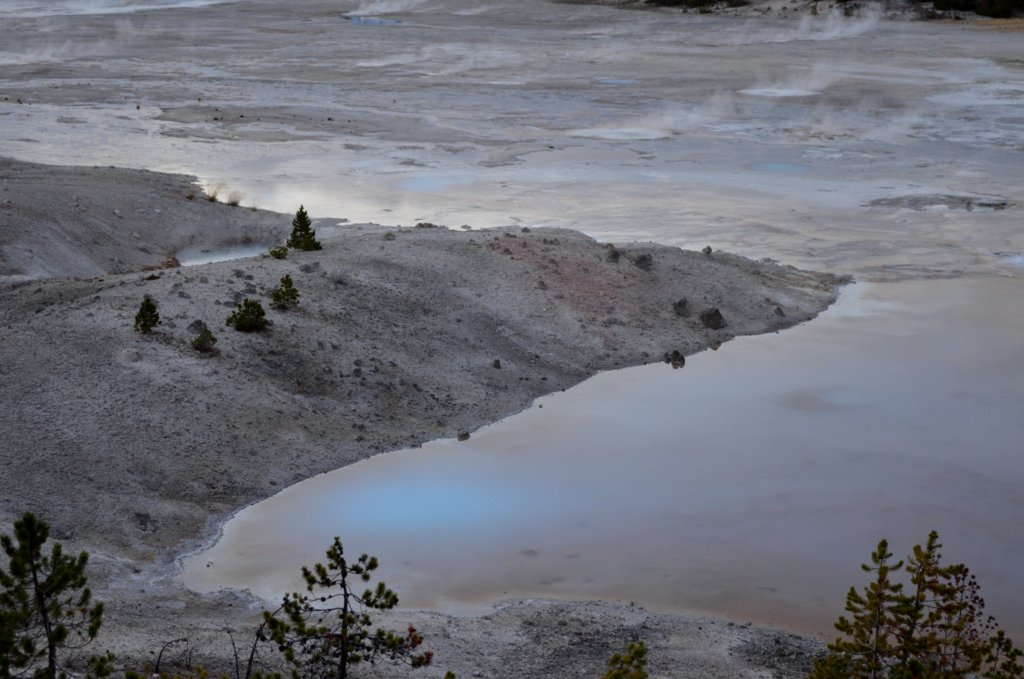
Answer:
181, 277, 1024, 637
1, 0, 1022, 640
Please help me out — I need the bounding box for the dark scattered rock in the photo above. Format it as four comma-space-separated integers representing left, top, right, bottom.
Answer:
663, 350, 685, 369
702, 245, 713, 255
383, 231, 397, 241
537, 279, 548, 290
633, 253, 653, 271
775, 305, 785, 317
299, 262, 321, 273
868, 194, 1009, 212
699, 307, 726, 330
187, 319, 209, 334
415, 222, 441, 229
492, 359, 502, 369
737, 630, 825, 679
457, 431, 470, 441
520, 226, 532, 233
133, 512, 153, 532
672, 297, 689, 317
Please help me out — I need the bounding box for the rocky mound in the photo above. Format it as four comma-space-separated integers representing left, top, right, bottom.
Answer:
0, 157, 844, 674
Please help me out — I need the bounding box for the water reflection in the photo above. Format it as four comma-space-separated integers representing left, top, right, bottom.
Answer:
344, 16, 401, 27
182, 277, 1024, 639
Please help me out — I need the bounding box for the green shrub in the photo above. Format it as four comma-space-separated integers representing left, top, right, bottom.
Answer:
602, 642, 648, 679
270, 274, 300, 310
268, 246, 288, 260
286, 205, 322, 251
226, 299, 268, 332
133, 296, 160, 334
191, 326, 218, 352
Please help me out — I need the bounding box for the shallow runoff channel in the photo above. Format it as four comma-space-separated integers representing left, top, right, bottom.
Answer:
1, 0, 1023, 640
183, 276, 1024, 639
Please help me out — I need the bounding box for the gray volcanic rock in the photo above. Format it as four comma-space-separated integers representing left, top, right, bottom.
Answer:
699, 307, 727, 329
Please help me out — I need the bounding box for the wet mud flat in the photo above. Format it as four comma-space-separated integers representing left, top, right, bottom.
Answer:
0, 0, 1021, 279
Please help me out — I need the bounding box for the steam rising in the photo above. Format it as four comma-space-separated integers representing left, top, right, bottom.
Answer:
717, 5, 882, 45
350, 0, 432, 16
0, 0, 228, 17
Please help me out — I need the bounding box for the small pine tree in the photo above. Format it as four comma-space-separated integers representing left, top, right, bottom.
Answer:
812, 533, 1024, 679
191, 326, 218, 352
0, 513, 104, 679
986, 630, 1024, 679
823, 539, 906, 678
270, 275, 300, 311
133, 296, 160, 334
261, 537, 434, 679
226, 299, 268, 332
268, 246, 288, 260
286, 206, 322, 251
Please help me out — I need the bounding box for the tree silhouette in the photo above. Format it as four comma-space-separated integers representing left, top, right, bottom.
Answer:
0, 513, 104, 679
261, 538, 434, 679
286, 206, 321, 252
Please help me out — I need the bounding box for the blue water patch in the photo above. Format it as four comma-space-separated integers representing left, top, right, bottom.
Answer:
399, 175, 460, 192
595, 78, 637, 85
320, 474, 520, 533
344, 15, 400, 26
750, 161, 810, 174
